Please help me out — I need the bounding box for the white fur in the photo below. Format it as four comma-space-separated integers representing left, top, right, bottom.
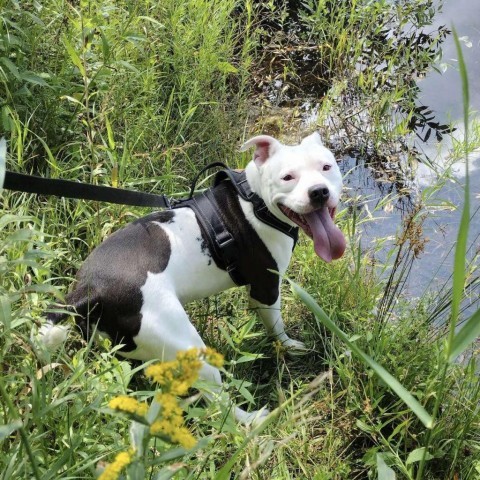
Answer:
244, 132, 342, 222
37, 321, 69, 350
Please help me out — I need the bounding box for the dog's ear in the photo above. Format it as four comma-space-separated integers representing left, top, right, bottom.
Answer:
240, 135, 282, 166
301, 131, 324, 147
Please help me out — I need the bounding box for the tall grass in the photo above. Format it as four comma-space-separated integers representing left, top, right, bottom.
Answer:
1, 1, 479, 479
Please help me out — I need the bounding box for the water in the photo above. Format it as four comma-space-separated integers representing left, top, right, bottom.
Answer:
346, 2, 480, 314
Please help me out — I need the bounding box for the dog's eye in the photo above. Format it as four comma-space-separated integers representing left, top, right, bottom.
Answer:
323, 164, 332, 171
282, 174, 295, 181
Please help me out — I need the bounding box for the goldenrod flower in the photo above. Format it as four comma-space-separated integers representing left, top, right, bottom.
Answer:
143, 347, 225, 451
98, 450, 133, 480
144, 361, 176, 385
170, 426, 197, 449
155, 393, 183, 419
150, 420, 196, 449
150, 392, 196, 448
204, 347, 224, 367
145, 347, 223, 394
108, 395, 148, 416
145, 349, 202, 394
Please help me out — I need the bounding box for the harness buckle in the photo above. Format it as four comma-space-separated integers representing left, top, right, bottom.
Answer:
217, 231, 234, 249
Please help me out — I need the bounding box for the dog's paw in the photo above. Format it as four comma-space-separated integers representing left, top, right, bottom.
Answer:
282, 338, 308, 355
35, 322, 69, 351
246, 407, 270, 427
235, 406, 269, 426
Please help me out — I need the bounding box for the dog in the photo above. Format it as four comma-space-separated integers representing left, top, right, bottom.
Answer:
38, 132, 346, 424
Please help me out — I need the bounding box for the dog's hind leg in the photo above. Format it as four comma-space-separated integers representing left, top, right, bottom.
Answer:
125, 285, 268, 424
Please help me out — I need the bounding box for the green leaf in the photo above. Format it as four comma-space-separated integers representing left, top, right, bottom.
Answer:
150, 437, 211, 465
105, 115, 116, 150
233, 353, 264, 364
449, 308, 480, 361
406, 447, 434, 465
0, 57, 21, 79
138, 16, 165, 28
20, 72, 49, 87
63, 36, 86, 77
153, 464, 185, 480
217, 61, 238, 74
129, 420, 148, 457
446, 28, 473, 363
0, 420, 23, 441
356, 419, 375, 433
113, 60, 140, 74
0, 296, 11, 330
447, 27, 470, 360
99, 29, 110, 61
126, 462, 146, 480
0, 137, 5, 191
377, 454, 396, 480
289, 281, 433, 429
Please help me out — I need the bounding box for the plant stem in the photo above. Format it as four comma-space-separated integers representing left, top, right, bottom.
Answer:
0, 378, 42, 480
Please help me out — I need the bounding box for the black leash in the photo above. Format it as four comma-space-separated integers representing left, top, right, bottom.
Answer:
2, 170, 171, 208
2, 162, 232, 208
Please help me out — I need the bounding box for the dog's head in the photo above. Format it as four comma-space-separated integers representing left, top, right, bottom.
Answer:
241, 132, 346, 262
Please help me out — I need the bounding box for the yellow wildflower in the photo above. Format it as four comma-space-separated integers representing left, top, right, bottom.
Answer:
145, 347, 224, 393
169, 380, 190, 396
143, 347, 225, 451
204, 347, 224, 367
108, 395, 148, 416
150, 418, 176, 436
155, 393, 183, 420
150, 420, 196, 449
145, 348, 202, 394
98, 450, 133, 480
149, 388, 197, 448
144, 361, 176, 385
170, 426, 197, 449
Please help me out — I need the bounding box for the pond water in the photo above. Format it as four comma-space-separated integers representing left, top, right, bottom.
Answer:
345, 1, 480, 315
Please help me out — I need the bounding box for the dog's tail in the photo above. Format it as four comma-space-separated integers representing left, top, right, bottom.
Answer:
36, 292, 96, 352
36, 318, 70, 352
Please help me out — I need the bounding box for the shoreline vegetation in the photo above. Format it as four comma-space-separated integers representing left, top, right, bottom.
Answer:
1, 1, 479, 479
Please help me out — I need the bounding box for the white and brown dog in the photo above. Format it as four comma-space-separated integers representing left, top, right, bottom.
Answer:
38, 132, 346, 423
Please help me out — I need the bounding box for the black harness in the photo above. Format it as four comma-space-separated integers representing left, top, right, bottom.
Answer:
172, 165, 298, 286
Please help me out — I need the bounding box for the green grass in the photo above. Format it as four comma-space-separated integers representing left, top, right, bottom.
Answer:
1, 1, 480, 479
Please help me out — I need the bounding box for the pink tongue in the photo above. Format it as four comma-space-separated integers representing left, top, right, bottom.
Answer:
304, 208, 346, 262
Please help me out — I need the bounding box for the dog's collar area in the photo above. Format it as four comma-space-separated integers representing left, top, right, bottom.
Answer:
214, 169, 299, 245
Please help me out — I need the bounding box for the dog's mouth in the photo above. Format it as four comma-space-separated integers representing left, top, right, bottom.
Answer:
278, 204, 346, 262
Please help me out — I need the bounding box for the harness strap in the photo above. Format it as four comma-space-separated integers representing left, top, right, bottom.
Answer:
214, 169, 299, 246
172, 188, 246, 286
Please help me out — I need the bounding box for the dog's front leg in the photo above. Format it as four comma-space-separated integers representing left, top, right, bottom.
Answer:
249, 293, 306, 351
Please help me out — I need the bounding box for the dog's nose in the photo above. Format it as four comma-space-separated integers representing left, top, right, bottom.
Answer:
308, 184, 330, 205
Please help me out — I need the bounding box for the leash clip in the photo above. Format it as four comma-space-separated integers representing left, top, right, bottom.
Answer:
162, 195, 173, 209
